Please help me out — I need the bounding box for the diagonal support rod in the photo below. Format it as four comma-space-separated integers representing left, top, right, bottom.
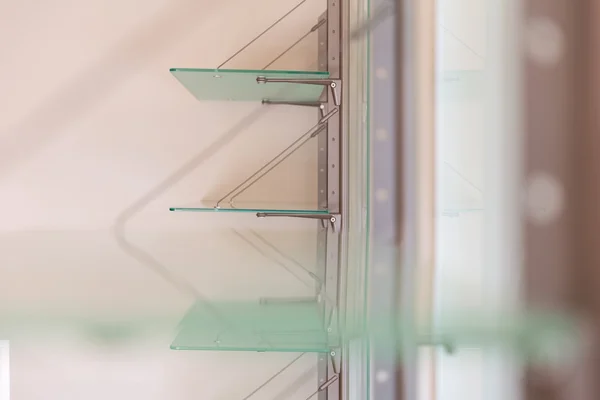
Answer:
303, 352, 340, 400
240, 353, 306, 400
217, 0, 310, 69
262, 101, 325, 117
215, 108, 338, 209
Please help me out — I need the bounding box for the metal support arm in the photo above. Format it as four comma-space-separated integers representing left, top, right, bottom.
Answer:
256, 213, 341, 233
262, 100, 326, 117
256, 77, 342, 106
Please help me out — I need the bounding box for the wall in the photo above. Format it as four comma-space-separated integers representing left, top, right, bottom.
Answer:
434, 0, 487, 399
0, 0, 330, 398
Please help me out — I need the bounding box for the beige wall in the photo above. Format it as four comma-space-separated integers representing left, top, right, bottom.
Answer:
0, 0, 329, 398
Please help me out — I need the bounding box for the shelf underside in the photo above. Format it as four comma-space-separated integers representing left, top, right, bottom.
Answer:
169, 201, 328, 215
170, 68, 330, 102
171, 300, 335, 352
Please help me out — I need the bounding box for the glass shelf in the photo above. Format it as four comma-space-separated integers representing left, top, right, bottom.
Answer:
170, 68, 330, 102
169, 201, 328, 215
170, 300, 335, 352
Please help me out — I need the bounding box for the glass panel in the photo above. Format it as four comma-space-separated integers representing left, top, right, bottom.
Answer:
345, 0, 371, 397
169, 201, 328, 214
123, 215, 339, 353
171, 300, 335, 352
170, 68, 330, 102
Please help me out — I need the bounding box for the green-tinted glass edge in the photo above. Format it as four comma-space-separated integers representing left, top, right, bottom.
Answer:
169, 207, 329, 214
170, 68, 330, 76
170, 344, 331, 352
364, 0, 372, 396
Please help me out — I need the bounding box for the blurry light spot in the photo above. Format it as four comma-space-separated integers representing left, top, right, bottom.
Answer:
376, 128, 388, 141
213, 74, 222, 78
376, 67, 388, 80
376, 188, 389, 202
376, 370, 389, 383
526, 172, 564, 224
526, 17, 564, 65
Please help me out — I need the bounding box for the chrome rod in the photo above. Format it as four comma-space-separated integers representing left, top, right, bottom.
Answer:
240, 353, 306, 400
303, 373, 339, 400
228, 131, 319, 208
257, 78, 334, 85
262, 17, 327, 70
262, 99, 324, 108
215, 108, 338, 208
217, 0, 309, 69
256, 77, 341, 106
256, 213, 336, 221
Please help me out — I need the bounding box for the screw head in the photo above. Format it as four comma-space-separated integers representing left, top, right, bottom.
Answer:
330, 217, 336, 223
330, 351, 336, 356
331, 82, 337, 88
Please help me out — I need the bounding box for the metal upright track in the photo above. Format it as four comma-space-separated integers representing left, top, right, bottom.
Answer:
369, 0, 400, 399
317, 10, 332, 400
319, 1, 343, 399
369, 0, 435, 399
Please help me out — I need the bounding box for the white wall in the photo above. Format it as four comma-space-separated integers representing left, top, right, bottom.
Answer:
0, 0, 329, 398
435, 0, 487, 399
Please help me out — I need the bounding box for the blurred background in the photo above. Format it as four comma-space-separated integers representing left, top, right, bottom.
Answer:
1, 0, 598, 399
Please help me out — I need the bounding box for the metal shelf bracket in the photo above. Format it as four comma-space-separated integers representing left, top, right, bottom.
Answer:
257, 76, 342, 106
256, 213, 341, 233
262, 100, 326, 117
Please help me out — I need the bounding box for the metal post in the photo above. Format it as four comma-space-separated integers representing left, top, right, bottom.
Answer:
318, 3, 343, 398
369, 1, 401, 400
317, 12, 331, 400
324, 0, 342, 397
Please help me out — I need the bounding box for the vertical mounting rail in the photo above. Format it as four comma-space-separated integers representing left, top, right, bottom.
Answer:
317, 10, 333, 400
319, 1, 342, 399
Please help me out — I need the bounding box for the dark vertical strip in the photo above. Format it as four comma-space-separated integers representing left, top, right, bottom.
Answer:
394, 0, 406, 398
523, 0, 598, 399
370, 0, 400, 399
573, 0, 600, 399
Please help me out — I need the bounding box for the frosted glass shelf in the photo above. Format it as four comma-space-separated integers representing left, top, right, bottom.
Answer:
169, 207, 329, 214
169, 201, 328, 215
170, 68, 330, 102
171, 301, 335, 352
